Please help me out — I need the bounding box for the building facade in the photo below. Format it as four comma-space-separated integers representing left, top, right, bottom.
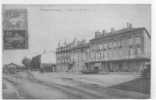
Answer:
56, 25, 151, 72
56, 40, 89, 72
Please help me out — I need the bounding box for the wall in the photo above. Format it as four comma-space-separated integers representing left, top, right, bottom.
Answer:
143, 30, 151, 58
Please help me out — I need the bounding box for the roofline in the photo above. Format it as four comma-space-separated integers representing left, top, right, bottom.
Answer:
143, 28, 151, 39
90, 27, 150, 42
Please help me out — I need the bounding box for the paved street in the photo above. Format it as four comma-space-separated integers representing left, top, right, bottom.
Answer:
3, 71, 149, 99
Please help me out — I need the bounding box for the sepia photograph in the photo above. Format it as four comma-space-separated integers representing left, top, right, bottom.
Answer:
2, 4, 151, 99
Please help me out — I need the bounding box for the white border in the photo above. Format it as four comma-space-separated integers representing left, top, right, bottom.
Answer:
1, 0, 153, 4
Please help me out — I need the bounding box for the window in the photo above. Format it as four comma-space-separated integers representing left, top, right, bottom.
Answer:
100, 52, 103, 59
92, 52, 95, 60
109, 50, 113, 59
109, 42, 113, 49
135, 37, 141, 45
116, 41, 120, 48
98, 44, 102, 51
129, 47, 135, 57
103, 43, 106, 50
136, 46, 142, 55
95, 46, 98, 52
112, 41, 116, 48
119, 40, 122, 48
95, 53, 98, 61
103, 51, 105, 59
91, 46, 95, 51
98, 44, 101, 50
101, 51, 104, 59
121, 39, 126, 47
113, 41, 117, 48
128, 38, 133, 46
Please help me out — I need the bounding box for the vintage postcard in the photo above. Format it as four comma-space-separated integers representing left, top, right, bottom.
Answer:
2, 4, 151, 99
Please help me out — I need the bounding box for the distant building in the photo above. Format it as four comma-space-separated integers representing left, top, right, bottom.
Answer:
30, 52, 56, 72
7, 63, 19, 68
56, 24, 151, 72
40, 63, 56, 72
31, 55, 41, 70
3, 63, 23, 74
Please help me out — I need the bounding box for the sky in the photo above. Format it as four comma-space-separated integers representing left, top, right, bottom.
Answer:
3, 4, 151, 65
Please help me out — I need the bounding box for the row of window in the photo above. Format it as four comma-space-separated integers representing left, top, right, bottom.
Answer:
91, 37, 141, 51
56, 57, 71, 63
57, 37, 141, 55
57, 55, 86, 64
57, 52, 86, 59
87, 47, 142, 61
56, 37, 142, 63
57, 46, 142, 63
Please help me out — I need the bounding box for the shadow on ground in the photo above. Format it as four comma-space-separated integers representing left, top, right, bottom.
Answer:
110, 77, 150, 95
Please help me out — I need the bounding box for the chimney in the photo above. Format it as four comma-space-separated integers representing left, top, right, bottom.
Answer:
95, 31, 101, 38
58, 41, 61, 47
110, 27, 115, 33
64, 40, 67, 46
102, 30, 106, 35
126, 22, 132, 29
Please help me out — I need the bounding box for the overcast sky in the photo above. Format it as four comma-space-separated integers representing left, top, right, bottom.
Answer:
3, 4, 151, 65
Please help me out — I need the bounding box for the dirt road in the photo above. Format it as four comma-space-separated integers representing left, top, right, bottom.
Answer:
3, 72, 149, 99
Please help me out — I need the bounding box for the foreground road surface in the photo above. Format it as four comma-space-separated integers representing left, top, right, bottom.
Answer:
3, 72, 149, 99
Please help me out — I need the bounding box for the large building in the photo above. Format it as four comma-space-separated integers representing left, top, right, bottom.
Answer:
56, 40, 89, 72
56, 24, 151, 72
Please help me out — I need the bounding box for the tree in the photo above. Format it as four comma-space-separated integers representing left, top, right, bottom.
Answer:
22, 57, 32, 69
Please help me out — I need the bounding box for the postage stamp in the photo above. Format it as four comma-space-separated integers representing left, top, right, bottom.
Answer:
3, 9, 28, 49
